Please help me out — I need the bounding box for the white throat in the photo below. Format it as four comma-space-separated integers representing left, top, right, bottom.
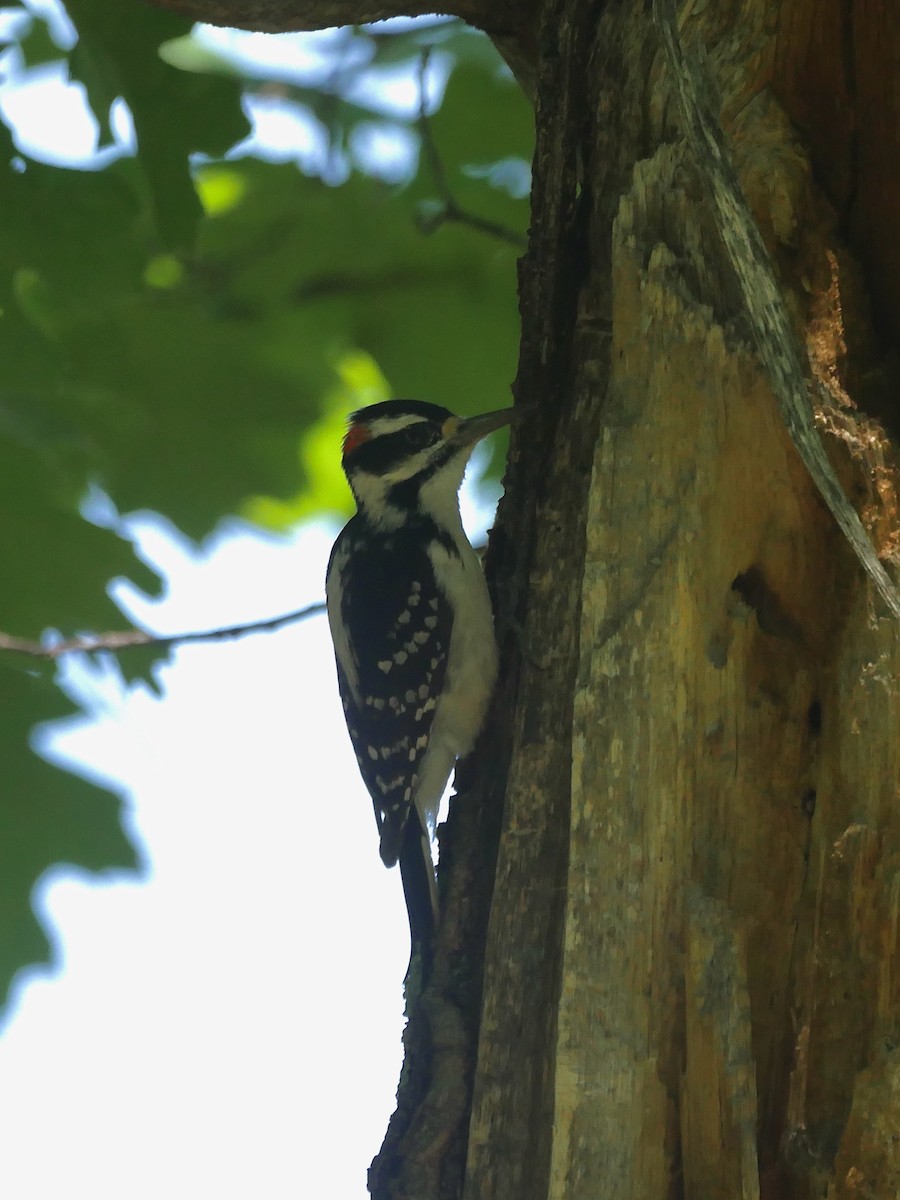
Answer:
350, 448, 472, 535
416, 454, 469, 535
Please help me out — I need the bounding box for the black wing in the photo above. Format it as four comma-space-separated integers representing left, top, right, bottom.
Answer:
330, 519, 453, 865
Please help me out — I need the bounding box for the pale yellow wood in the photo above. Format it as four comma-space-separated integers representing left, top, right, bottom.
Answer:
681, 890, 760, 1200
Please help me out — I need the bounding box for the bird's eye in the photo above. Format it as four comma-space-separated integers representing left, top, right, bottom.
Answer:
404, 423, 436, 447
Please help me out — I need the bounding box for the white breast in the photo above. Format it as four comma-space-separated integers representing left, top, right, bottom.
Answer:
412, 497, 498, 834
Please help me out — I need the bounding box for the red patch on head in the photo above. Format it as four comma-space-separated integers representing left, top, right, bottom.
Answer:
342, 423, 371, 458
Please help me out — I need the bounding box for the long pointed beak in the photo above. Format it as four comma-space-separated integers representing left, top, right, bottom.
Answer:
447, 407, 519, 449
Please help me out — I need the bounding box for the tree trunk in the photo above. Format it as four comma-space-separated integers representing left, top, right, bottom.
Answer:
148, 0, 900, 1193
413, 2, 900, 1198
456, 2, 900, 1197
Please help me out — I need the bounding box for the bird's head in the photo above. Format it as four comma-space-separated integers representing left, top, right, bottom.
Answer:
341, 399, 515, 527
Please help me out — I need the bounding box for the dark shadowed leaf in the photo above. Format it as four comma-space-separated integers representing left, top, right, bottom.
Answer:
0, 12, 531, 1004
0, 657, 138, 1010
65, 0, 248, 247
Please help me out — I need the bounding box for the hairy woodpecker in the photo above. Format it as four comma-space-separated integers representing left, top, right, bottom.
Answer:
325, 399, 513, 952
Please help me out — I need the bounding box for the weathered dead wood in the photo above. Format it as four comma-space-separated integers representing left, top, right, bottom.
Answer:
474, 3, 900, 1199
773, 0, 900, 358
681, 891, 760, 1200
655, 0, 900, 621
827, 1043, 900, 1199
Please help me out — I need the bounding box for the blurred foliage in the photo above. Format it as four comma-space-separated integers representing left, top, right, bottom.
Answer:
244, 349, 392, 527
0, 656, 136, 982
0, 4, 531, 1004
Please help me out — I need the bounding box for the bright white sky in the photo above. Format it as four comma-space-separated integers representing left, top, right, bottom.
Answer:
0, 7, 499, 1197
0, 517, 411, 1199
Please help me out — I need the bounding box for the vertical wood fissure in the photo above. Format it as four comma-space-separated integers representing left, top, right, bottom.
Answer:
373, 1, 900, 1197
463, 0, 606, 1197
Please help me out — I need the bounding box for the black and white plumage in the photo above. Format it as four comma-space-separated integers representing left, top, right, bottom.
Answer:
325, 399, 513, 951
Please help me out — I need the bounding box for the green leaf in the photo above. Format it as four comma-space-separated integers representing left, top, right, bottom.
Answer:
18, 12, 64, 69
65, 0, 248, 248
0, 151, 526, 536
0, 657, 138, 1009
0, 20, 533, 1009
423, 59, 533, 199
363, 19, 502, 71
243, 348, 387, 529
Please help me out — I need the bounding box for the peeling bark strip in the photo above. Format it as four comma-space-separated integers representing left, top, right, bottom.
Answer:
654, 0, 900, 622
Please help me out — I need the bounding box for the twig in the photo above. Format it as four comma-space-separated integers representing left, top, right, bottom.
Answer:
0, 601, 327, 662
654, 0, 900, 621
416, 50, 527, 251
293, 266, 434, 303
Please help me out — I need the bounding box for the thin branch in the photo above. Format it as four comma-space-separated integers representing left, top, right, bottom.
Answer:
0, 602, 327, 663
415, 50, 527, 250
145, 0, 505, 37
0, 537, 490, 663
654, 0, 900, 621
292, 266, 436, 303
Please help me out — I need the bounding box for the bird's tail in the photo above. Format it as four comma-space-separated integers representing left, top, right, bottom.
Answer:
396, 814, 438, 964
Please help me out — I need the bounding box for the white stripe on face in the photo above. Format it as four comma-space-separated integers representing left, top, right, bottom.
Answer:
364, 414, 432, 437
349, 441, 460, 523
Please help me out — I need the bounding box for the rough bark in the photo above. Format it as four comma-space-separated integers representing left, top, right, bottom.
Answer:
143, 0, 539, 82
464, 1, 900, 1198
145, 0, 541, 96
475, 0, 900, 1197
141, 0, 900, 1194
146, 0, 459, 30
